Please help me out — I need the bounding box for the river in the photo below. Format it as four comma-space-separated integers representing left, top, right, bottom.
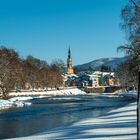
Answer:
0, 94, 136, 139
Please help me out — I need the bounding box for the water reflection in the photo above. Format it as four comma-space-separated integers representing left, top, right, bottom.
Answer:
0, 95, 136, 139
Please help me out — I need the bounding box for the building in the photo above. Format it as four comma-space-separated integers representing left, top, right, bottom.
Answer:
81, 74, 99, 87
77, 72, 100, 87
65, 48, 120, 88
100, 72, 119, 86
76, 71, 120, 88
67, 48, 74, 75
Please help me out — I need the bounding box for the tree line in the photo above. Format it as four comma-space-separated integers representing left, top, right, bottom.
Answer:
0, 46, 66, 97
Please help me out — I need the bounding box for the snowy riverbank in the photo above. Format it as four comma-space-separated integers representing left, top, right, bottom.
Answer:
0, 89, 137, 110
0, 91, 137, 140
0, 97, 32, 110
8, 88, 86, 96
6, 101, 137, 140
0, 88, 86, 110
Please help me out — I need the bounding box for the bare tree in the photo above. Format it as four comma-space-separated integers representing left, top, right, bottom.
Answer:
0, 47, 22, 97
117, 0, 140, 139
0, 47, 64, 96
50, 59, 66, 74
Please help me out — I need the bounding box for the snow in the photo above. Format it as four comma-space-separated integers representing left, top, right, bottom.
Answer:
9, 96, 33, 101
0, 88, 85, 110
0, 100, 13, 110
0, 97, 32, 110
86, 92, 137, 100
6, 101, 136, 140
75, 57, 127, 70
8, 88, 86, 96
5, 91, 137, 140
0, 90, 137, 111
1, 91, 137, 140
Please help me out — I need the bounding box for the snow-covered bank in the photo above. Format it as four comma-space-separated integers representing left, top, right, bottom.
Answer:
0, 98, 32, 110
6, 102, 136, 140
0, 89, 137, 110
0, 88, 85, 110
8, 88, 86, 96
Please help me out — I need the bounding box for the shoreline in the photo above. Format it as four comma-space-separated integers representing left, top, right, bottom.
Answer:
6, 102, 137, 140
8, 87, 86, 97
0, 88, 86, 110
0, 91, 137, 139
0, 88, 137, 110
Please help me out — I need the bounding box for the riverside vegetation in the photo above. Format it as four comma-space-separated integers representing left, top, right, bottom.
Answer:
0, 47, 65, 98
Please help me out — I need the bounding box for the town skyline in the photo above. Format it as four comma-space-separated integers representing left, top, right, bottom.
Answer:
0, 0, 126, 65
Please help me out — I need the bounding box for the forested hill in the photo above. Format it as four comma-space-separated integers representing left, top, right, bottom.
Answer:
75, 57, 127, 71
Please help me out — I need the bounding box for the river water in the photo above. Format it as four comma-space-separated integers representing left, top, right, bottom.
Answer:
0, 94, 136, 139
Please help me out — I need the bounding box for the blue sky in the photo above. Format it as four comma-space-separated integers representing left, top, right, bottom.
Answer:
0, 0, 126, 65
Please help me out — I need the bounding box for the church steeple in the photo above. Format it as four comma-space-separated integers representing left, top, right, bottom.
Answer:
67, 47, 74, 74
68, 47, 71, 59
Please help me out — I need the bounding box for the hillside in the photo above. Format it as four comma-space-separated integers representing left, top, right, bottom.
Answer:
75, 57, 127, 71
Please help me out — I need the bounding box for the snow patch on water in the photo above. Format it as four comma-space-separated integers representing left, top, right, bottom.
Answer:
0, 97, 32, 110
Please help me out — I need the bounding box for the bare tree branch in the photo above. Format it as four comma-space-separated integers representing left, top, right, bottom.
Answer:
130, 0, 140, 8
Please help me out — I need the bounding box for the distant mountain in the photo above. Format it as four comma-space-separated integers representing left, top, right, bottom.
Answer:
75, 57, 127, 71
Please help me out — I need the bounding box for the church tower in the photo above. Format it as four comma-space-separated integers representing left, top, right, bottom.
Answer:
67, 47, 74, 74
